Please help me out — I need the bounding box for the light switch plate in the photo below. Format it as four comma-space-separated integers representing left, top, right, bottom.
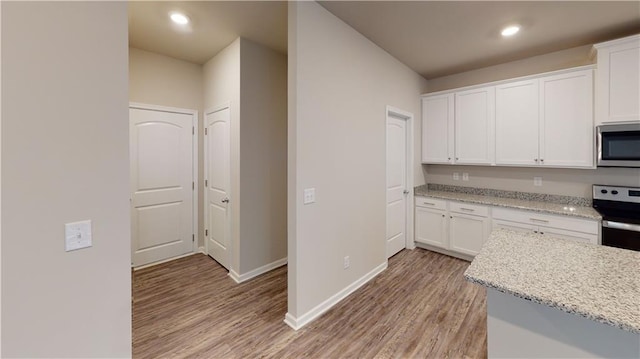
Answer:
65, 220, 92, 252
303, 188, 316, 205
462, 173, 469, 181
453, 172, 460, 181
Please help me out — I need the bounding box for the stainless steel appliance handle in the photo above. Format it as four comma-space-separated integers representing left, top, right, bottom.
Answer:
602, 220, 640, 233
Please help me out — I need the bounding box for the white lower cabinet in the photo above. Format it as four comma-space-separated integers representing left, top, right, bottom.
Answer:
415, 197, 489, 257
415, 206, 448, 248
415, 197, 601, 259
492, 208, 599, 244
449, 212, 490, 256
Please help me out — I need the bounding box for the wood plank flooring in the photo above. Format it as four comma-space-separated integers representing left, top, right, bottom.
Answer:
133, 248, 487, 358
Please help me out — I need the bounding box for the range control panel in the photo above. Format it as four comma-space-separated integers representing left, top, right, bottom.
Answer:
593, 185, 640, 203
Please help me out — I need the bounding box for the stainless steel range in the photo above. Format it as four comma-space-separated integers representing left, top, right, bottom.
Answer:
592, 185, 640, 251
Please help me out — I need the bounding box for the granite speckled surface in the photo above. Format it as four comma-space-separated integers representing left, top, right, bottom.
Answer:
464, 228, 640, 334
414, 184, 600, 219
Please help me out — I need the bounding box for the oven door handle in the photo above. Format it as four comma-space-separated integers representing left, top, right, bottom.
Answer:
602, 220, 640, 233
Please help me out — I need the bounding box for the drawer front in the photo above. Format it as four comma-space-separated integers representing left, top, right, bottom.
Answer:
449, 201, 489, 217
415, 197, 447, 210
493, 207, 599, 235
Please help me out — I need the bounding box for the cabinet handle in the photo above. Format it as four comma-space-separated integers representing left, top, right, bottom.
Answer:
442, 214, 445, 218
450, 216, 453, 219
534, 230, 538, 233
529, 218, 549, 223
540, 232, 544, 235
460, 207, 475, 212
456, 157, 459, 160
540, 159, 544, 163
422, 202, 436, 206
534, 158, 538, 162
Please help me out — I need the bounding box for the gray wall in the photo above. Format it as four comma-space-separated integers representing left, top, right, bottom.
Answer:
239, 39, 288, 273
288, 1, 428, 321
2, 2, 131, 357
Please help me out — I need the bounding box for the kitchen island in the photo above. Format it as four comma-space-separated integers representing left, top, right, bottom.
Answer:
465, 228, 640, 358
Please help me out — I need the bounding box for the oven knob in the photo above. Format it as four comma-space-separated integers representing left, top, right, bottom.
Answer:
612, 190, 619, 195
600, 189, 608, 194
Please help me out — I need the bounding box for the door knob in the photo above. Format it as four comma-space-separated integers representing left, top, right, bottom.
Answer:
221, 198, 229, 203
403, 190, 409, 194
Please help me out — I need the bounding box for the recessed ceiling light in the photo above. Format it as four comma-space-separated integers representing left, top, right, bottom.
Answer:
170, 12, 190, 25
501, 25, 520, 37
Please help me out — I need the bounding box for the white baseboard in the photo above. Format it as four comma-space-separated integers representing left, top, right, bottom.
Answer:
132, 251, 198, 271
198, 246, 205, 254
228, 257, 288, 284
284, 261, 388, 330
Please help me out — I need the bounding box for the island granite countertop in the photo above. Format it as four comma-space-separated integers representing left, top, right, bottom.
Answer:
464, 228, 640, 334
415, 184, 601, 220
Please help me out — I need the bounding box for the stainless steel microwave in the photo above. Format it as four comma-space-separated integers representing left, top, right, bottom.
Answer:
597, 123, 640, 167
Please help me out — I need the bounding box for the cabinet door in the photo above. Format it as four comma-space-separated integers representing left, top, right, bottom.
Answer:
539, 70, 594, 168
495, 80, 540, 166
449, 213, 490, 256
455, 87, 495, 164
415, 207, 448, 249
595, 37, 640, 124
422, 94, 454, 164
539, 226, 598, 245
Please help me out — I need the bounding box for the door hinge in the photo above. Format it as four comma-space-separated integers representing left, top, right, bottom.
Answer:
205, 229, 208, 236
205, 128, 208, 135
205, 179, 208, 187
192, 126, 195, 135
192, 234, 195, 242
192, 182, 195, 190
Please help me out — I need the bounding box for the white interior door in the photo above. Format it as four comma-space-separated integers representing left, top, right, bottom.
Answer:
386, 115, 408, 258
130, 106, 195, 267
205, 106, 231, 269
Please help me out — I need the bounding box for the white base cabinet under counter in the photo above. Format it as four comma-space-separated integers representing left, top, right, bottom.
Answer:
449, 202, 491, 256
492, 207, 599, 244
415, 197, 490, 259
415, 197, 448, 248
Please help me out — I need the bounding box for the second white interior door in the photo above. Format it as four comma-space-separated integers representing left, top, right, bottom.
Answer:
386, 114, 409, 258
205, 106, 231, 269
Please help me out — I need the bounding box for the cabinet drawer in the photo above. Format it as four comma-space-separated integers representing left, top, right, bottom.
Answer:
493, 208, 598, 235
415, 197, 447, 210
449, 201, 489, 217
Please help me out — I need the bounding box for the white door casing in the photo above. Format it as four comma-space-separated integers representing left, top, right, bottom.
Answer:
130, 104, 197, 267
386, 106, 414, 258
205, 105, 231, 269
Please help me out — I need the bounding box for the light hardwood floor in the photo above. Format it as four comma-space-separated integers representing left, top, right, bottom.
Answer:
133, 248, 487, 358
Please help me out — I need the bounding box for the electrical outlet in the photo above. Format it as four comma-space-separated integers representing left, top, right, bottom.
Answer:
534, 177, 543, 186
453, 172, 460, 181
303, 188, 315, 204
343, 256, 350, 269
462, 173, 469, 181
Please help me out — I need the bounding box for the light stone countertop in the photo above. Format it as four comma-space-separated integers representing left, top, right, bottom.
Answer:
464, 228, 640, 334
415, 188, 601, 220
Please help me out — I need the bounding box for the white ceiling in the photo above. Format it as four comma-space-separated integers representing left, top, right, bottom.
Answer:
128, 1, 640, 79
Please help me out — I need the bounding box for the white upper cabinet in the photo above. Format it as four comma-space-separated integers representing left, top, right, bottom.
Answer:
495, 79, 540, 166
421, 65, 595, 169
594, 34, 640, 125
455, 86, 495, 164
422, 94, 454, 164
540, 70, 594, 168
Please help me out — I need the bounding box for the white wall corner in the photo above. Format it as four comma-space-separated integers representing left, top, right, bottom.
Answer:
283, 261, 388, 330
